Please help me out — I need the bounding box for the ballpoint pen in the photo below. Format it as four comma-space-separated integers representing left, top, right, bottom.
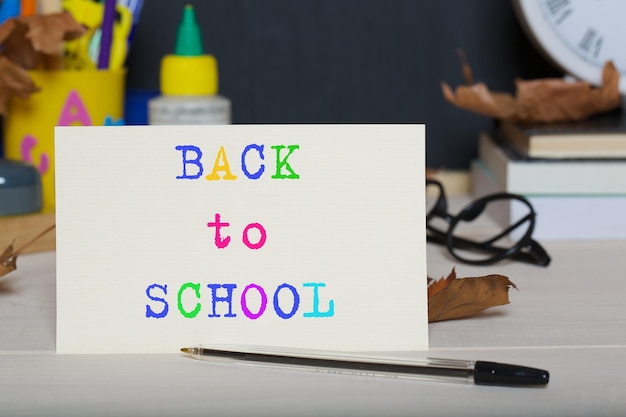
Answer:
180, 345, 549, 387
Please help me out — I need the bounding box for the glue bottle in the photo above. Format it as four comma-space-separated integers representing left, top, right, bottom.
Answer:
148, 4, 231, 125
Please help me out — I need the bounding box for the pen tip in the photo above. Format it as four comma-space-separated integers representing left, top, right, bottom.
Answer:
180, 347, 191, 354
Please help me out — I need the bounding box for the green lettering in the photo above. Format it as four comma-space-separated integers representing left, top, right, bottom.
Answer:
271, 145, 300, 179
177, 282, 202, 318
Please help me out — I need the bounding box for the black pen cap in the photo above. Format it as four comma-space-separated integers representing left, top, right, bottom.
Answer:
474, 361, 550, 386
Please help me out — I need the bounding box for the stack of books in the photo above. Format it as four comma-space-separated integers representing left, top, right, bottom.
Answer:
471, 108, 626, 240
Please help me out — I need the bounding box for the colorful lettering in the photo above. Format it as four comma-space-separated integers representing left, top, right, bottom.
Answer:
273, 283, 300, 319
240, 284, 268, 319
303, 282, 335, 318
271, 145, 300, 179
57, 90, 92, 126
206, 284, 237, 318
207, 213, 231, 249
156, 139, 318, 324
241, 144, 265, 180
176, 145, 204, 179
242, 222, 267, 250
205, 146, 237, 180
177, 282, 202, 318
145, 284, 169, 318
174, 143, 301, 180
20, 135, 50, 174
144, 281, 333, 320
104, 116, 124, 126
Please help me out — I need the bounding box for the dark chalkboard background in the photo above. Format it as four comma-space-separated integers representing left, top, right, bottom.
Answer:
125, 0, 562, 169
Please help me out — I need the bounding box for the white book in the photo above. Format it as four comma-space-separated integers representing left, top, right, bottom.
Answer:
471, 160, 626, 241
478, 131, 626, 195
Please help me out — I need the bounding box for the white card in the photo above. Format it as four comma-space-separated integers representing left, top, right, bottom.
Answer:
55, 124, 427, 353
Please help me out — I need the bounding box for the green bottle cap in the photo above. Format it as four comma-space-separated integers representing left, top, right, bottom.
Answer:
174, 5, 204, 56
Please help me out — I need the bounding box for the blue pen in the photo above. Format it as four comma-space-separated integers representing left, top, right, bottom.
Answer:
119, 0, 144, 23
117, 0, 143, 47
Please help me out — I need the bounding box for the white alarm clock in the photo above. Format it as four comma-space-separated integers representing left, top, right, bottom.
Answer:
513, 0, 626, 93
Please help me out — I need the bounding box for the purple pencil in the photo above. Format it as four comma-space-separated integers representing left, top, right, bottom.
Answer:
97, 0, 116, 69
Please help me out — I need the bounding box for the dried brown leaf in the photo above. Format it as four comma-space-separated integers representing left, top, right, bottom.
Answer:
442, 55, 621, 123
0, 17, 17, 44
0, 18, 38, 69
0, 11, 85, 113
0, 55, 39, 114
0, 244, 17, 278
21, 11, 86, 55
441, 80, 524, 120
0, 12, 86, 70
0, 224, 55, 279
427, 267, 456, 298
428, 269, 517, 323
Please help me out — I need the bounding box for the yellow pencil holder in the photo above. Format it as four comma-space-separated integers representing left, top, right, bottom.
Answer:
3, 69, 125, 213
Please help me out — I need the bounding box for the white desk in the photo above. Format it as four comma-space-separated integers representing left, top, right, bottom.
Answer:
2, 209, 626, 416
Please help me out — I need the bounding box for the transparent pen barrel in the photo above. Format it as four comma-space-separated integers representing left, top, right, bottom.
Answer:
188, 346, 475, 384
254, 357, 476, 384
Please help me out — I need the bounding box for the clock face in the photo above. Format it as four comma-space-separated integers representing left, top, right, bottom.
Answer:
514, 0, 626, 93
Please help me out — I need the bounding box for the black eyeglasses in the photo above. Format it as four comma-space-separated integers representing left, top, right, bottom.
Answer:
426, 179, 551, 267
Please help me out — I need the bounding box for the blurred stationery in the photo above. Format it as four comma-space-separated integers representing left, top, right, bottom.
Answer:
21, 0, 36, 16
148, 4, 231, 125
96, 0, 115, 69
472, 156, 626, 241
0, 0, 20, 22
0, 0, 141, 214
444, 52, 626, 241
476, 131, 626, 195
497, 108, 626, 159
63, 0, 135, 70
38, 0, 63, 14
473, 131, 626, 240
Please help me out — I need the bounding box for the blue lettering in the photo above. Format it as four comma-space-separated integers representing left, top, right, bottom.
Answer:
273, 283, 300, 319
175, 145, 203, 179
241, 144, 265, 180
145, 283, 169, 318
207, 284, 238, 318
